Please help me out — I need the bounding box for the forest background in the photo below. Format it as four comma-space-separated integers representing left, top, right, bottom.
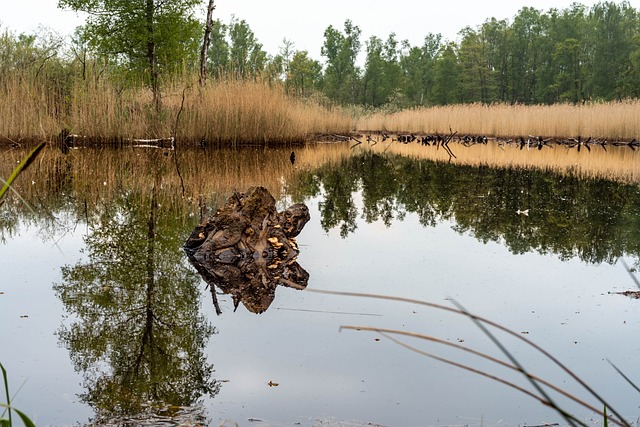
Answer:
1, 0, 640, 142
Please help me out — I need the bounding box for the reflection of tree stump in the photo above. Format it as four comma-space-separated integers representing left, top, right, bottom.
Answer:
185, 186, 310, 314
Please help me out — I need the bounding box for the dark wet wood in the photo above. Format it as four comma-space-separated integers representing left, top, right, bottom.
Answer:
184, 186, 310, 314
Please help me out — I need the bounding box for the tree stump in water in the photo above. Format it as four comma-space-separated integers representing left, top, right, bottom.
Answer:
184, 186, 310, 314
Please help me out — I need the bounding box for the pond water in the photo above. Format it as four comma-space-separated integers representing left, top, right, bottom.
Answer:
1, 141, 640, 427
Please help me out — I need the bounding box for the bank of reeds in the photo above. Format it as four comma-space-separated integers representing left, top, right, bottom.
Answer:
0, 71, 355, 145
357, 102, 640, 141
4, 66, 640, 145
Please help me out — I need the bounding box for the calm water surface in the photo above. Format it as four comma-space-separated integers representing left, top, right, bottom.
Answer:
1, 142, 639, 427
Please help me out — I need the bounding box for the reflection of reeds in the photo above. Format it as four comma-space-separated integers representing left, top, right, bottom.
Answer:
361, 140, 640, 184
0, 141, 46, 201
0, 143, 353, 217
357, 102, 640, 141
309, 289, 634, 427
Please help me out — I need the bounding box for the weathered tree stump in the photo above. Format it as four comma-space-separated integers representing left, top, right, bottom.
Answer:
184, 186, 310, 314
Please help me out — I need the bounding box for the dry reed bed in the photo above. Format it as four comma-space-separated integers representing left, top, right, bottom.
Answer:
357, 102, 640, 141
0, 74, 355, 144
365, 139, 640, 183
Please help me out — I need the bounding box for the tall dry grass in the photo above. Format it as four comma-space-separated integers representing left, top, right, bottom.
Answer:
0, 71, 355, 144
3, 67, 640, 145
173, 77, 354, 143
0, 73, 60, 140
357, 102, 640, 141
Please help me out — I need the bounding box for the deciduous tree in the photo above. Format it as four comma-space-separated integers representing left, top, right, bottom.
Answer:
58, 0, 202, 107
321, 20, 362, 104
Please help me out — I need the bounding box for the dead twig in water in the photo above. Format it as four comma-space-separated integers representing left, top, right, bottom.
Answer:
307, 288, 630, 427
442, 127, 458, 162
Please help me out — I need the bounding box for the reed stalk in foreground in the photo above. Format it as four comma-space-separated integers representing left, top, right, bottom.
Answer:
307, 288, 636, 427
1, 363, 36, 427
0, 144, 44, 427
0, 141, 45, 203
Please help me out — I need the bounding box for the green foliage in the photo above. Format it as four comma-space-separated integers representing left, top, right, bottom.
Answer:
321, 20, 362, 104
1, 363, 36, 427
433, 43, 461, 105
362, 33, 402, 107
207, 19, 230, 73
53, 179, 218, 421
288, 50, 323, 97
316, 1, 640, 107
203, 17, 270, 80
227, 17, 267, 78
58, 0, 202, 86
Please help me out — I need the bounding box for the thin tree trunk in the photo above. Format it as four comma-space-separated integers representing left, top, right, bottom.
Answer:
146, 0, 160, 110
199, 0, 216, 86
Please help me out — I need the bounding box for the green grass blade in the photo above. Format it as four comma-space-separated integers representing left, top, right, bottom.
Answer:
0, 363, 11, 426
0, 142, 46, 200
607, 359, 640, 394
0, 404, 36, 427
13, 408, 36, 427
1, 364, 36, 426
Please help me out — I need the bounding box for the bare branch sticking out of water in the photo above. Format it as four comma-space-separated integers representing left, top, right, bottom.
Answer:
350, 137, 364, 149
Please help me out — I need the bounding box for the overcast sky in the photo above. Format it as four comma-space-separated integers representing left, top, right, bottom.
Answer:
3, 0, 640, 62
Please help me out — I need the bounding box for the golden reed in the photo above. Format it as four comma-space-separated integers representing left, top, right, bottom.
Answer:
0, 71, 354, 144
356, 102, 640, 141
3, 65, 640, 145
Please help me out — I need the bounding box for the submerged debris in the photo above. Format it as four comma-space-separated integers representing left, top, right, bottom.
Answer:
613, 290, 640, 299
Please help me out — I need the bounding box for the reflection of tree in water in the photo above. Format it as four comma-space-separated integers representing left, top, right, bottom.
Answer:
293, 151, 640, 264
54, 184, 219, 424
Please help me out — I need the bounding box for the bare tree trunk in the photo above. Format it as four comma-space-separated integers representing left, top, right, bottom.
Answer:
146, 0, 160, 110
199, 0, 216, 86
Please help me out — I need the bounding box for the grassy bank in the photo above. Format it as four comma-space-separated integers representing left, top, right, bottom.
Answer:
0, 72, 355, 145
356, 102, 640, 141
3, 66, 640, 144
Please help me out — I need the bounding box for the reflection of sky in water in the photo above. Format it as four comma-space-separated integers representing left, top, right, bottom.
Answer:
0, 225, 92, 426
1, 190, 639, 427
206, 194, 640, 426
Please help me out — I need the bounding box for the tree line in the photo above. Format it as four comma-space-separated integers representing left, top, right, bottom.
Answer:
267, 1, 640, 106
2, 0, 640, 109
